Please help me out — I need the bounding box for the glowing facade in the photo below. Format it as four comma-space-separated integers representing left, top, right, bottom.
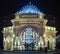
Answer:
2, 3, 57, 51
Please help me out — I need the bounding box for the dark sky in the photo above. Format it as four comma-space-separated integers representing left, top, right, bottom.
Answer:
0, 0, 57, 49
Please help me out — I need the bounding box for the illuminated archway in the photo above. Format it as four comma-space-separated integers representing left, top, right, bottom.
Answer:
20, 27, 39, 46
6, 36, 11, 50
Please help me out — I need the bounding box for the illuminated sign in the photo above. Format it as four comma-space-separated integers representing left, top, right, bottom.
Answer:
20, 14, 39, 18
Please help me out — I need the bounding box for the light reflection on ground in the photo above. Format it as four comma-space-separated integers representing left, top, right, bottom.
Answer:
0, 49, 60, 54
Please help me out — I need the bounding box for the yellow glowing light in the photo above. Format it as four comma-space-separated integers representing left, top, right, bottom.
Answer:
45, 27, 47, 30
4, 28, 5, 31
35, 46, 39, 50
7, 40, 10, 42
54, 28, 56, 30
38, 42, 40, 46
51, 27, 54, 30
20, 46, 22, 50
48, 27, 50, 30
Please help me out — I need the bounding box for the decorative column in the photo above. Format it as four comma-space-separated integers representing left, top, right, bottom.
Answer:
49, 41, 52, 50
13, 36, 16, 50
18, 28, 21, 50
15, 38, 16, 49
41, 26, 45, 49
52, 39, 56, 50
13, 27, 17, 49
3, 33, 7, 50
45, 38, 48, 51
10, 38, 13, 51
24, 32, 26, 44
37, 28, 40, 46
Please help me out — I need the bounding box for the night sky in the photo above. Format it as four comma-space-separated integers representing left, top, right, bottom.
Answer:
0, 0, 57, 49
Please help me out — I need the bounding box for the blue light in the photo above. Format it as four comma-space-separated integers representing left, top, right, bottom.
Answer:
25, 27, 34, 44
25, 35, 34, 44
19, 2, 40, 13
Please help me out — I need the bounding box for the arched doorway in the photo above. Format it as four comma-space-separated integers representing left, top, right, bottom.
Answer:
24, 35, 34, 50
6, 36, 11, 50
20, 27, 39, 50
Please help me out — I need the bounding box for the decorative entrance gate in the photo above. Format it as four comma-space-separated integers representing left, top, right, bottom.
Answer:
20, 27, 39, 50
2, 2, 57, 51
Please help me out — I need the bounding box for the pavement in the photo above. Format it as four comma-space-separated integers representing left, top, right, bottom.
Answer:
0, 49, 60, 54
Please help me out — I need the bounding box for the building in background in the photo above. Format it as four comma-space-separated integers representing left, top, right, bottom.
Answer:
2, 3, 57, 51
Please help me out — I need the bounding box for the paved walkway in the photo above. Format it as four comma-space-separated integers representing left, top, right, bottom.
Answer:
0, 50, 60, 54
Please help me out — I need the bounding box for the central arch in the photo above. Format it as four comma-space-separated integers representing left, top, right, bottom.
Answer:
19, 25, 40, 50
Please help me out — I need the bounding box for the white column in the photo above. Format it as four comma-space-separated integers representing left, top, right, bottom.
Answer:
52, 39, 56, 50
3, 34, 7, 50
45, 39, 48, 47
18, 29, 21, 50
11, 38, 13, 51
18, 33, 20, 46
40, 37, 43, 47
24, 32, 25, 43
18, 37, 20, 50
4, 39, 6, 50
33, 32, 34, 38
15, 38, 16, 48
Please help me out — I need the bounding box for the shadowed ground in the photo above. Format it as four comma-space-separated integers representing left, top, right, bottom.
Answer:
0, 49, 60, 54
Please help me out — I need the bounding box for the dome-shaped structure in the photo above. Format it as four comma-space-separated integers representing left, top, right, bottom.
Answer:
19, 2, 41, 13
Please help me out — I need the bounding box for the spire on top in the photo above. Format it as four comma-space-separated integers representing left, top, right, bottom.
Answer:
18, 2, 41, 13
